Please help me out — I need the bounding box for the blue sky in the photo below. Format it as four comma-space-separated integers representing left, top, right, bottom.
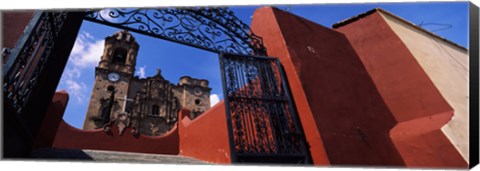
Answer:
56, 2, 469, 129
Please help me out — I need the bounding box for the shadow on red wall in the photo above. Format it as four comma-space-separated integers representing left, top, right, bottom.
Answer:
334, 10, 467, 168
251, 7, 403, 166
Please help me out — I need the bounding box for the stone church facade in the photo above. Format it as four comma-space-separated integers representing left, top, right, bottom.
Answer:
82, 30, 211, 136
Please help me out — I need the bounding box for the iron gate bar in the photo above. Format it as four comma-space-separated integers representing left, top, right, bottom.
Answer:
220, 53, 311, 164
84, 8, 267, 56
219, 52, 236, 162
235, 154, 307, 164
3, 11, 85, 157
276, 59, 311, 163
3, 11, 69, 114
188, 9, 263, 53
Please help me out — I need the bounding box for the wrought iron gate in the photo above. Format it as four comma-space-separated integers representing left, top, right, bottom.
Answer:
220, 53, 311, 164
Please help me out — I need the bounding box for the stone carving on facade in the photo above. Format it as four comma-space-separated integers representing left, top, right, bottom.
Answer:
113, 112, 130, 135
82, 30, 212, 137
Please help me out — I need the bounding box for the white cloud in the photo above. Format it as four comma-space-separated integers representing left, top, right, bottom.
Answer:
65, 79, 85, 92
61, 71, 88, 104
83, 31, 94, 40
210, 94, 220, 107
135, 65, 147, 78
69, 32, 105, 68
64, 67, 81, 79
57, 31, 102, 104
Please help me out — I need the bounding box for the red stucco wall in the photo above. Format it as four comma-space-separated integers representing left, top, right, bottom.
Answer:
178, 102, 231, 164
335, 12, 453, 123
334, 11, 467, 168
51, 121, 180, 155
2, 11, 34, 49
34, 90, 69, 149
251, 7, 408, 166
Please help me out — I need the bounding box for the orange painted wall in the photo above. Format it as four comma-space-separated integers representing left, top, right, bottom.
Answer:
251, 7, 407, 166
178, 102, 231, 164
334, 11, 467, 168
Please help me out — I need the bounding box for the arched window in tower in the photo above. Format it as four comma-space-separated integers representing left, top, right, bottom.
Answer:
112, 48, 127, 64
151, 104, 160, 116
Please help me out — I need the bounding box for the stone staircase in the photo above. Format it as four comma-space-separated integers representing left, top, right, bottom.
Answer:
30, 148, 207, 164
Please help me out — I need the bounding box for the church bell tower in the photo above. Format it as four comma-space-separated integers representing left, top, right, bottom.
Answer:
82, 30, 140, 130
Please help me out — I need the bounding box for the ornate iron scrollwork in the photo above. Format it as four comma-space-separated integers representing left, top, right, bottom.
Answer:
84, 8, 267, 56
220, 53, 310, 163
3, 12, 68, 114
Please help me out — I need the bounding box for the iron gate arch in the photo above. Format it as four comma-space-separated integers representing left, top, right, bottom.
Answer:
83, 8, 267, 56
3, 8, 311, 163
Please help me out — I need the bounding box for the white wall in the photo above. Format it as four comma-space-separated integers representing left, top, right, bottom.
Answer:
380, 12, 469, 162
